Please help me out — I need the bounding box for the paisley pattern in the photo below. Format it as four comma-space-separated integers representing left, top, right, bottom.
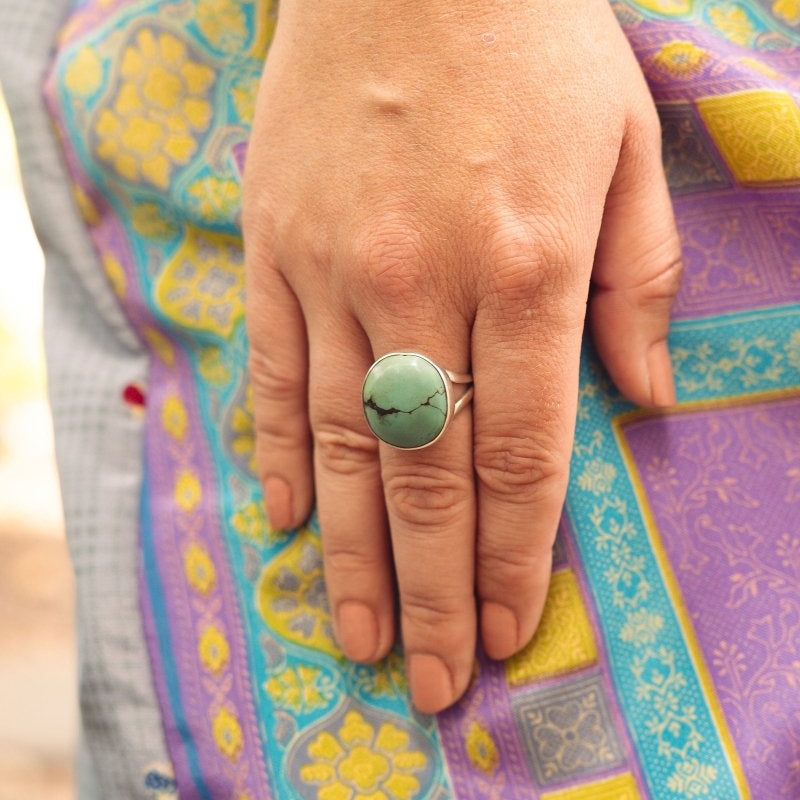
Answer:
43, 0, 799, 797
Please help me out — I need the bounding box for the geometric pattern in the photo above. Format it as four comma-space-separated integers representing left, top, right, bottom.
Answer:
505, 569, 597, 686
697, 90, 800, 184
512, 674, 625, 786
659, 102, 730, 195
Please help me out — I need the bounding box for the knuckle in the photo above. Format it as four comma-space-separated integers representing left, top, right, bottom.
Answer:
384, 465, 470, 529
400, 590, 464, 630
475, 433, 569, 500
324, 544, 381, 579
479, 540, 550, 586
481, 217, 575, 310
248, 350, 301, 404
314, 423, 378, 475
351, 221, 429, 306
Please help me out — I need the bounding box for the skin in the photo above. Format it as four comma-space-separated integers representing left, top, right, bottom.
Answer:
243, 0, 683, 713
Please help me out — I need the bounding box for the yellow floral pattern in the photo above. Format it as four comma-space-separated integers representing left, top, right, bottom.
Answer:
299, 710, 427, 800
64, 45, 103, 96
131, 202, 177, 239
154, 227, 244, 339
161, 394, 188, 441
196, 0, 249, 52
256, 529, 339, 657
184, 542, 216, 595
212, 707, 244, 761
708, 3, 757, 44
94, 27, 214, 188
199, 624, 230, 674
142, 326, 176, 366
465, 721, 499, 776
186, 175, 242, 226
174, 469, 201, 512
264, 665, 335, 713
652, 41, 710, 76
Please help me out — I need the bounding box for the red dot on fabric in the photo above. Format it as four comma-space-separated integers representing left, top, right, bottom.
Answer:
122, 383, 146, 407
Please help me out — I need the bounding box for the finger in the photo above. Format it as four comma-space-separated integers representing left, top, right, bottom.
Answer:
590, 107, 683, 408
356, 255, 476, 714
307, 313, 396, 663
370, 341, 476, 714
245, 249, 314, 531
473, 223, 588, 661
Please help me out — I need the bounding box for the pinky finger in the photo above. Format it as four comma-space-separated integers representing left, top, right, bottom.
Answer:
246, 262, 313, 531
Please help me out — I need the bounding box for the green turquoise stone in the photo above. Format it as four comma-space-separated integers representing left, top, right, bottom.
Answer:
362, 354, 448, 448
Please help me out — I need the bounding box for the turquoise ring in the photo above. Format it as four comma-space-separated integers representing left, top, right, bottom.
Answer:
362, 352, 474, 450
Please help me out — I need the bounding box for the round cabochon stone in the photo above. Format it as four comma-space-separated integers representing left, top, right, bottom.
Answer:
362, 353, 448, 448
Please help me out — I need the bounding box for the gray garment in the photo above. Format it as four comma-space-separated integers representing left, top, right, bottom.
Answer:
0, 2, 172, 797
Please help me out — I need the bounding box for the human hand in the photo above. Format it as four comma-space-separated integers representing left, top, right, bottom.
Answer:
243, 0, 681, 713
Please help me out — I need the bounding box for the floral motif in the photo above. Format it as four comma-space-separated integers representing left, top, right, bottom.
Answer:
184, 542, 216, 595
161, 394, 188, 440
213, 707, 244, 761
131, 202, 177, 239
264, 665, 336, 713
619, 610, 664, 646
256, 528, 338, 656
666, 758, 718, 796
231, 500, 275, 545
465, 721, 499, 776
143, 326, 175, 365
652, 41, 710, 76
154, 227, 244, 339
186, 175, 241, 226
64, 45, 103, 96
198, 346, 233, 386
347, 651, 408, 698
577, 458, 618, 495
513, 676, 624, 785
672, 336, 784, 394
94, 28, 214, 187
199, 624, 230, 674
708, 3, 757, 44
174, 469, 202, 512
196, 0, 249, 51
299, 710, 427, 800
228, 384, 257, 475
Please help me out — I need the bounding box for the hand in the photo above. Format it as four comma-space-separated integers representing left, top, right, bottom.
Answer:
243, 0, 681, 713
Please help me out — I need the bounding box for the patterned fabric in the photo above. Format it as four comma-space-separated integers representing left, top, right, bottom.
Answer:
39, 0, 800, 797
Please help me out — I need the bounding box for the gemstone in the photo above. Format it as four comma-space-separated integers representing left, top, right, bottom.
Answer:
362, 353, 448, 449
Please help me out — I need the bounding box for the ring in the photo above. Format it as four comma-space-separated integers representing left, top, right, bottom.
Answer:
361, 352, 474, 450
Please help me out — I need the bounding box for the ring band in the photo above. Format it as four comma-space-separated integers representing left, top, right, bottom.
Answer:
362, 352, 474, 450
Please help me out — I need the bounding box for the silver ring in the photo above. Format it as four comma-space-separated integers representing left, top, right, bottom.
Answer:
361, 352, 474, 450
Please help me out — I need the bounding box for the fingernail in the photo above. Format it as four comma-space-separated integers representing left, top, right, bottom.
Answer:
336, 601, 378, 662
647, 341, 677, 407
407, 653, 454, 713
481, 602, 519, 661
264, 476, 293, 529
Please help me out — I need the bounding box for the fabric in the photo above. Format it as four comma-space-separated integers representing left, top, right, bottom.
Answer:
0, 1, 174, 797
29, 0, 800, 796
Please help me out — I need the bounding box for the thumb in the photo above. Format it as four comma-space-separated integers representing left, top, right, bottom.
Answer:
590, 108, 683, 408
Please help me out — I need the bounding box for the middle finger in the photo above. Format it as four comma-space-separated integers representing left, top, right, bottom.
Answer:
363, 320, 476, 714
